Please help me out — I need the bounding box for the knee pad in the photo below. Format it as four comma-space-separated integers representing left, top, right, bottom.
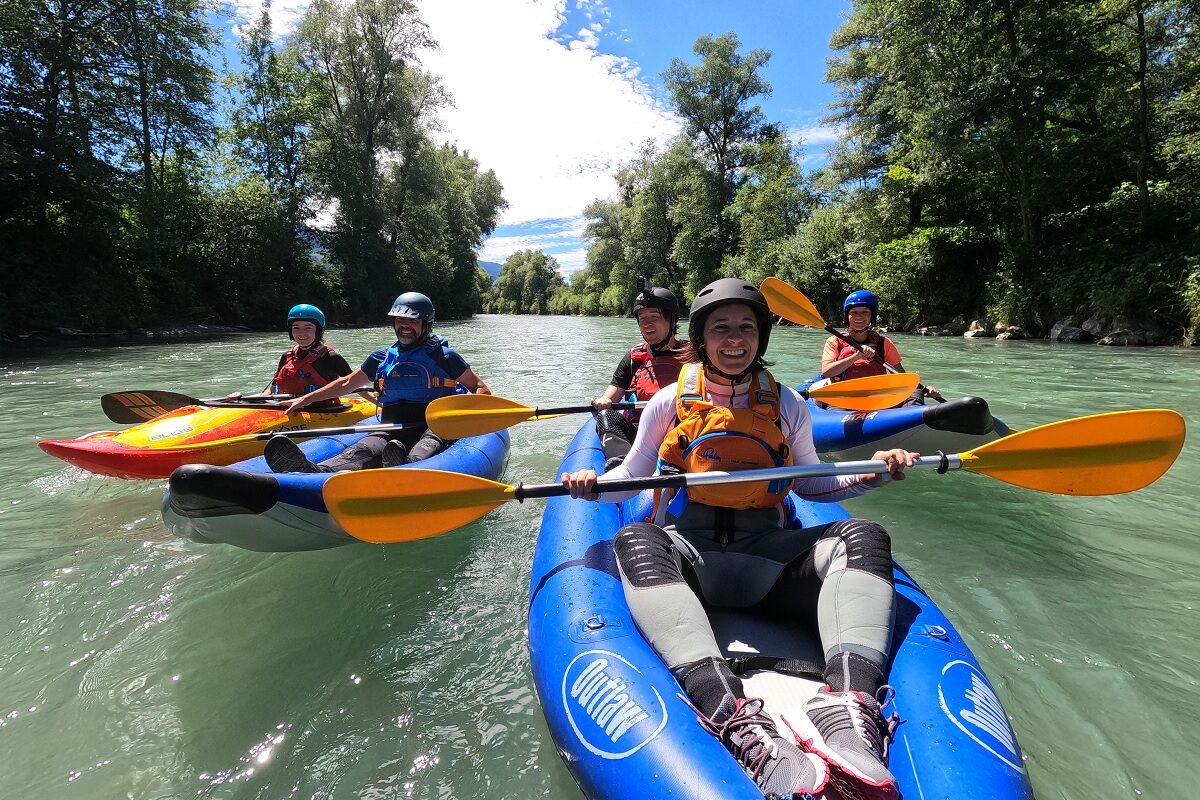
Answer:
829, 518, 893, 581
613, 523, 684, 589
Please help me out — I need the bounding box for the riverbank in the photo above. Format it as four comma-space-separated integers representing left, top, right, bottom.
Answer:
3, 323, 252, 349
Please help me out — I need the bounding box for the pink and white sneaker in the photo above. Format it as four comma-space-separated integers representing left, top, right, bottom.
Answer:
783, 686, 900, 800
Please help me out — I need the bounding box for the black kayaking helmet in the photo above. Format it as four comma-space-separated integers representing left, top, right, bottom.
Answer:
633, 277, 680, 342
388, 292, 435, 336
687, 277, 774, 374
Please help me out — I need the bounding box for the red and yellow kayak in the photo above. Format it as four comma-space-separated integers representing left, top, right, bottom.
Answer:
39, 398, 377, 479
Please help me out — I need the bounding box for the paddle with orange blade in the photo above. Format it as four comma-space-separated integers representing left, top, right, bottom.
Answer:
425, 375, 921, 440
324, 409, 1185, 543
804, 372, 921, 412
760, 276, 945, 403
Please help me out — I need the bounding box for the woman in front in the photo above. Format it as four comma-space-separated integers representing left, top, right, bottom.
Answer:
563, 278, 914, 800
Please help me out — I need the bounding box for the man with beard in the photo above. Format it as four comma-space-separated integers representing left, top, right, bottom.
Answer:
264, 292, 490, 473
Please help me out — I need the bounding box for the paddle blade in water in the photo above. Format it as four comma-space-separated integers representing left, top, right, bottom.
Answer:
426, 393, 537, 439
760, 276, 828, 328
323, 468, 515, 542
808, 373, 921, 411
961, 409, 1185, 495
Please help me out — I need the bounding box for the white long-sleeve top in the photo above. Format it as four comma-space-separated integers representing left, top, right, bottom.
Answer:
600, 374, 875, 504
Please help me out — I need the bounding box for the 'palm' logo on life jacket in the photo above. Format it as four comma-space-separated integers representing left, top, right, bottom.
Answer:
700, 446, 721, 462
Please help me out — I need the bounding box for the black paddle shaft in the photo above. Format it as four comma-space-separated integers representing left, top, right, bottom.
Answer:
538, 401, 639, 415
511, 473, 689, 501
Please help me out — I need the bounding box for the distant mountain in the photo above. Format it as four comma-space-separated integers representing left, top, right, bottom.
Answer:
479, 261, 502, 280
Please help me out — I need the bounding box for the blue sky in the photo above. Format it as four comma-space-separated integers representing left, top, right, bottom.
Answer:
221, 0, 852, 275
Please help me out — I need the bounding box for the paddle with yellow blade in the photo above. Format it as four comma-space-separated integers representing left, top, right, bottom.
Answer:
425, 374, 921, 440
324, 408, 1185, 543
426, 393, 643, 440
760, 276, 945, 403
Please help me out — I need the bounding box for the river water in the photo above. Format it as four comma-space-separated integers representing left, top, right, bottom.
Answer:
2, 315, 1197, 799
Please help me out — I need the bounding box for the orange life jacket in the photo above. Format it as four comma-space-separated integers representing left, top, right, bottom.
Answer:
272, 344, 335, 396
656, 363, 793, 511
830, 332, 892, 381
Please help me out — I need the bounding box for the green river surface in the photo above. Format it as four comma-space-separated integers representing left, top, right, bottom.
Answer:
2, 315, 1197, 799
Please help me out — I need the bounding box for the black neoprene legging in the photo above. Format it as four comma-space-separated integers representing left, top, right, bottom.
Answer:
317, 429, 450, 471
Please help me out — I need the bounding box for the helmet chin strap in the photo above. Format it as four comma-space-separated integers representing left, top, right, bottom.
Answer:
705, 361, 753, 384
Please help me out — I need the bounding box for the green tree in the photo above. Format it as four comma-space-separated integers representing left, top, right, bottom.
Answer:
726, 133, 814, 286
822, 0, 1198, 335
663, 33, 774, 281
621, 141, 690, 295
297, 0, 434, 320
487, 250, 563, 314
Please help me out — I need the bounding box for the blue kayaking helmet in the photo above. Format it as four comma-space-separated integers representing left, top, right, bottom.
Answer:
388, 292, 435, 333
287, 304, 326, 340
843, 290, 879, 325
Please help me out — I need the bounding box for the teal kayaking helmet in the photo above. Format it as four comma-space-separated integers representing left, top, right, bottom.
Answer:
843, 290, 879, 325
388, 292, 435, 335
287, 304, 326, 340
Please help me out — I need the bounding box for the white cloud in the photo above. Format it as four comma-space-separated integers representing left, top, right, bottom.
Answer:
550, 248, 589, 275
791, 123, 844, 146
223, 0, 682, 262
571, 26, 600, 50
480, 222, 586, 257
786, 123, 846, 166
479, 216, 589, 275
228, 0, 310, 38
415, 0, 681, 224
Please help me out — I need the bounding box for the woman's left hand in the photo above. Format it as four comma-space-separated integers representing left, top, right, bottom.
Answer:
864, 448, 918, 487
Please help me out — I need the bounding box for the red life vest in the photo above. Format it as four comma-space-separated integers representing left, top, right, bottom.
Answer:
656, 363, 794, 511
830, 332, 893, 381
624, 340, 687, 422
272, 344, 336, 396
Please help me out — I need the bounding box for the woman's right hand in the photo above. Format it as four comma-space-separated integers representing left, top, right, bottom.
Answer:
225, 391, 244, 400
562, 468, 600, 501
591, 397, 613, 411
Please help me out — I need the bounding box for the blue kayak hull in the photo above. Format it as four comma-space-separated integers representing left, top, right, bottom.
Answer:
528, 423, 1033, 799
806, 386, 1012, 458
161, 427, 510, 551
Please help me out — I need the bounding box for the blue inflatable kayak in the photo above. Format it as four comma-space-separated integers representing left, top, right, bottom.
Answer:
528, 423, 1033, 799
803, 380, 1013, 458
162, 427, 509, 551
